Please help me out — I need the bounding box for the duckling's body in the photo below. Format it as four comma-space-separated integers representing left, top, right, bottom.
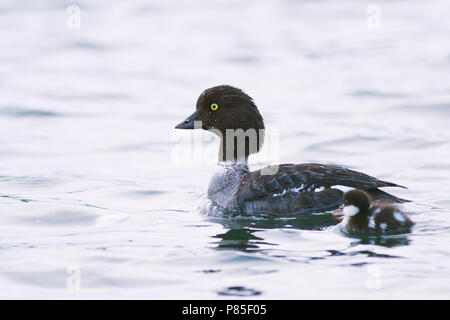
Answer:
342, 190, 414, 234
176, 85, 409, 216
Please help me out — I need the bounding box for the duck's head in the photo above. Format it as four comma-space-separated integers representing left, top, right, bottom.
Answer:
343, 190, 371, 217
175, 85, 265, 162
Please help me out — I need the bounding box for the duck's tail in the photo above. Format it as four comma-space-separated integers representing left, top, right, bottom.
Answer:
366, 188, 410, 204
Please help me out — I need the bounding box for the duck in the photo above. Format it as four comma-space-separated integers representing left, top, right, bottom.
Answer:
175, 85, 408, 216
341, 189, 414, 234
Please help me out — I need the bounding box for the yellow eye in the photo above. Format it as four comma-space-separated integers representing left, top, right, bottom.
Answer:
210, 103, 219, 111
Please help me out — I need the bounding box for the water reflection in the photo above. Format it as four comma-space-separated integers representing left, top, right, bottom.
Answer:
213, 228, 267, 251
218, 286, 262, 297
214, 212, 340, 230
351, 235, 411, 248
211, 212, 411, 253
211, 213, 340, 252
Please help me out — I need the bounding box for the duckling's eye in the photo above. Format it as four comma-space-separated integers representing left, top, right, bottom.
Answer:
210, 103, 219, 111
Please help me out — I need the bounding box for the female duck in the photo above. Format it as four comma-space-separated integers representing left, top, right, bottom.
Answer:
175, 85, 408, 216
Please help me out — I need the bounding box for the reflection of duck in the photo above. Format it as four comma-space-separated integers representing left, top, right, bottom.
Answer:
212, 215, 340, 251
176, 85, 408, 216
341, 190, 414, 235
213, 228, 264, 251
212, 216, 411, 255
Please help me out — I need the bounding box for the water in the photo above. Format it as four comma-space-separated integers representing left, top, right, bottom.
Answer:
0, 0, 449, 299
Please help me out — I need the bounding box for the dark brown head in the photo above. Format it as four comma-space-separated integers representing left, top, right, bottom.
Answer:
175, 85, 265, 161
343, 190, 371, 217
176, 85, 264, 132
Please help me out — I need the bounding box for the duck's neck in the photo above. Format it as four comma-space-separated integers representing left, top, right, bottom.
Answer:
217, 129, 264, 163
218, 139, 248, 163
217, 160, 249, 171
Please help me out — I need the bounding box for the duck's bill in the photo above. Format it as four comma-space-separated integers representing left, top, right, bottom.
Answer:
175, 111, 199, 129
332, 212, 343, 222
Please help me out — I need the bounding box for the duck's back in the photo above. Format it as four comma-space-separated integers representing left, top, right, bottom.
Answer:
235, 163, 408, 215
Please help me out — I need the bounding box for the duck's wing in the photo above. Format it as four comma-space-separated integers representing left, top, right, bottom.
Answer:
288, 163, 406, 190
236, 163, 408, 215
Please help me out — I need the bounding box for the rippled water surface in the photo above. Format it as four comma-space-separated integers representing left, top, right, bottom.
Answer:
1, 0, 449, 299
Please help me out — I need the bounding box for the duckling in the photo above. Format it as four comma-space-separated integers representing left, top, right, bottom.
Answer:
342, 190, 414, 234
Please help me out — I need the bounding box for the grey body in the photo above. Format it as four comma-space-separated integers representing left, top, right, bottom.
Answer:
207, 162, 407, 216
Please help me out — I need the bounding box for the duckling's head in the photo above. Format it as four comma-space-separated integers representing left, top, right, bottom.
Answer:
343, 190, 371, 217
175, 85, 265, 161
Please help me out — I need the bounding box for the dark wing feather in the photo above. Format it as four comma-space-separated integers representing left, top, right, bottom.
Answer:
241, 188, 344, 215
366, 189, 410, 204
236, 163, 408, 215
289, 163, 406, 189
